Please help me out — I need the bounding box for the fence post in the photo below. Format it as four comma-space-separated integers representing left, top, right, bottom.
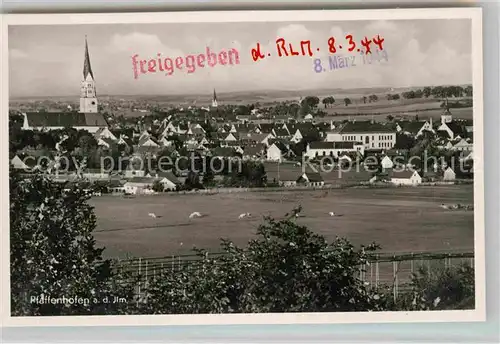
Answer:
370, 262, 373, 287
145, 260, 148, 290
138, 258, 142, 303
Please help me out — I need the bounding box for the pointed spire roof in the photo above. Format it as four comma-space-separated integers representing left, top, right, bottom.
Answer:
213, 88, 217, 101
83, 36, 94, 80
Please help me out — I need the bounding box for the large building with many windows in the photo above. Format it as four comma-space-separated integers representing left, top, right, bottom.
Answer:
326, 121, 396, 150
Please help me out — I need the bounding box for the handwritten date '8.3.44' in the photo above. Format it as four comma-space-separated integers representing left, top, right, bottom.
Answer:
250, 34, 385, 61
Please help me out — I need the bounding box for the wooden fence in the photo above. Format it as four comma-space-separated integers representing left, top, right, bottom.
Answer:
115, 250, 474, 301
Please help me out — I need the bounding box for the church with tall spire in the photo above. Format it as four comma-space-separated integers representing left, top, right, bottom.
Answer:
211, 88, 218, 108
80, 36, 98, 113
21, 36, 107, 133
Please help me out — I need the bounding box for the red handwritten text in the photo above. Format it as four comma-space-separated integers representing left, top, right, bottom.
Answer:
131, 47, 240, 79
249, 34, 385, 61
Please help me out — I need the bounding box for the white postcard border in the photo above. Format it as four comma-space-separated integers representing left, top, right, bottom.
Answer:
0, 7, 486, 327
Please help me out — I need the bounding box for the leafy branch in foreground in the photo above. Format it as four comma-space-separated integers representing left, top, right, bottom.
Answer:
142, 206, 388, 314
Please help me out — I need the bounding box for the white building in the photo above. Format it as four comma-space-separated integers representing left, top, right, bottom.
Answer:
443, 167, 456, 181
338, 121, 396, 149
381, 155, 394, 169
266, 143, 283, 162
391, 170, 422, 186
305, 141, 364, 159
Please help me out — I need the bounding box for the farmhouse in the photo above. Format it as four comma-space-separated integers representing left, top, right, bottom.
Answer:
264, 162, 302, 187
297, 172, 324, 187
123, 177, 157, 194
338, 121, 396, 149
390, 170, 422, 186
10, 155, 29, 170
396, 119, 435, 137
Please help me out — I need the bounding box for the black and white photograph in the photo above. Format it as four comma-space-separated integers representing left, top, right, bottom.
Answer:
1, 8, 485, 326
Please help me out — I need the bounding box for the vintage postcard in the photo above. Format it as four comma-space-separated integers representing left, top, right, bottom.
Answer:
1, 8, 485, 326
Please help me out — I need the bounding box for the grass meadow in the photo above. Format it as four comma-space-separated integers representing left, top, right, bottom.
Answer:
91, 185, 474, 259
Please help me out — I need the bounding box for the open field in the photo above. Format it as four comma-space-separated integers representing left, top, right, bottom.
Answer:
321, 107, 473, 122
91, 185, 475, 259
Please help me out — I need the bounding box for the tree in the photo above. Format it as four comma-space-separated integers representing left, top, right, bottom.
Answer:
322, 96, 335, 108
343, 98, 352, 106
386, 114, 394, 122
423, 87, 432, 98
301, 96, 320, 109
368, 94, 378, 103
362, 96, 367, 104
152, 180, 164, 192
464, 85, 473, 97
10, 170, 137, 316
184, 170, 203, 190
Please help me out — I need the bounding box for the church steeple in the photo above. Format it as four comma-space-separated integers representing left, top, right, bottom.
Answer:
211, 89, 218, 108
80, 36, 98, 113
83, 36, 94, 81
441, 98, 452, 124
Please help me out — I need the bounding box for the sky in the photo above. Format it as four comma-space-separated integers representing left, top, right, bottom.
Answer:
9, 19, 472, 98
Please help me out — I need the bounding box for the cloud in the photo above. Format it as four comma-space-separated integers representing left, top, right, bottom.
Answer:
9, 49, 27, 59
108, 32, 185, 58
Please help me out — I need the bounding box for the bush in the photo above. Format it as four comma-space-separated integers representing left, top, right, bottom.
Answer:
391, 264, 475, 311
141, 209, 389, 314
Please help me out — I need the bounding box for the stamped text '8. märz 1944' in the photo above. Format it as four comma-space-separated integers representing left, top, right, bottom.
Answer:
313, 49, 389, 74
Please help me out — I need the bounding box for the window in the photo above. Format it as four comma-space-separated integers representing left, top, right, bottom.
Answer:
365, 136, 369, 144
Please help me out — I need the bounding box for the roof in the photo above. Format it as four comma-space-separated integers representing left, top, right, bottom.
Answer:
397, 121, 427, 134
340, 121, 395, 134
258, 123, 276, 133
309, 141, 359, 149
243, 144, 265, 156
24, 112, 107, 128
265, 162, 303, 182
243, 133, 272, 143
445, 121, 465, 136
273, 128, 290, 137
211, 147, 236, 157
138, 135, 159, 146
126, 177, 157, 184
301, 172, 323, 182
391, 169, 418, 179
156, 171, 180, 184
